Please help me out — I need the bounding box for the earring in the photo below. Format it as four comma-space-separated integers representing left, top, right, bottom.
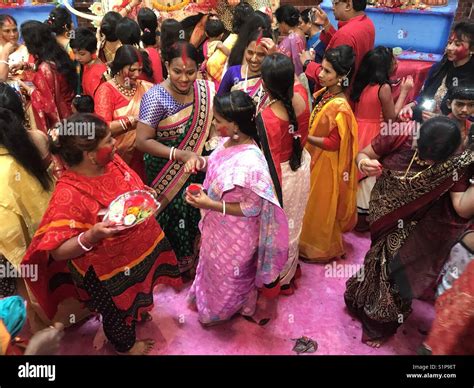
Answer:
337, 79, 342, 87
232, 132, 240, 141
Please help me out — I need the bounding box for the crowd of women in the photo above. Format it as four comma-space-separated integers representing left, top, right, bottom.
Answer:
0, 1, 473, 355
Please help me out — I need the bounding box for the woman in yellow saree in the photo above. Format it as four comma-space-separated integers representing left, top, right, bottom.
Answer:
300, 46, 359, 262
95, 45, 153, 182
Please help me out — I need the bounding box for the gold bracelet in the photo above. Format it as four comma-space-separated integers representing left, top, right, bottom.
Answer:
357, 158, 370, 173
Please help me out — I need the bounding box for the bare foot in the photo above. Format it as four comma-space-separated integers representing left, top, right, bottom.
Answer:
118, 339, 155, 355
363, 338, 386, 348
93, 325, 108, 350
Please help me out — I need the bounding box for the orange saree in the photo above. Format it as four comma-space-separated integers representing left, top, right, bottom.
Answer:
299, 89, 359, 261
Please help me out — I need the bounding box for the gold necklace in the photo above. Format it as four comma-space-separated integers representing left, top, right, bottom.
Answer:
257, 97, 278, 116
413, 150, 430, 166
402, 149, 432, 179
114, 76, 137, 97
313, 88, 344, 114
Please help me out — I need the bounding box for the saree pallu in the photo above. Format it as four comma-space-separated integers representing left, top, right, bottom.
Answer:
280, 149, 311, 287
95, 80, 153, 181
22, 155, 182, 322
206, 33, 237, 85
146, 79, 214, 274
82, 61, 108, 98
425, 259, 474, 355
29, 62, 74, 133
231, 75, 268, 107
278, 33, 306, 77
188, 139, 289, 324
344, 150, 474, 341
299, 96, 359, 261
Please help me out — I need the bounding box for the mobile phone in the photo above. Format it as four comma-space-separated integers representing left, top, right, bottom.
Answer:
421, 99, 435, 112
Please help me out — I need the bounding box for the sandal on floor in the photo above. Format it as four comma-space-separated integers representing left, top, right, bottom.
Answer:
242, 315, 270, 326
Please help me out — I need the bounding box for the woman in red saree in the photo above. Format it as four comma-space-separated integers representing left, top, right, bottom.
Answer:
17, 21, 76, 133
23, 114, 182, 355
138, 7, 164, 84
256, 53, 311, 295
345, 116, 474, 348
70, 28, 107, 98
424, 258, 474, 355
95, 45, 153, 181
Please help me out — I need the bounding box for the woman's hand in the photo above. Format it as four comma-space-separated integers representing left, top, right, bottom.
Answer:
178, 149, 199, 165
422, 110, 438, 121
259, 38, 278, 55
398, 103, 414, 121
2, 41, 17, 57
184, 190, 214, 210
184, 156, 206, 174
360, 159, 383, 177
87, 221, 124, 244
299, 50, 315, 65
400, 76, 414, 92
144, 185, 158, 199
17, 79, 34, 96
312, 6, 329, 27
9, 61, 26, 74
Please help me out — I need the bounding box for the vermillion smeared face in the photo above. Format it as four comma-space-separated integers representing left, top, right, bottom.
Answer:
446, 33, 471, 62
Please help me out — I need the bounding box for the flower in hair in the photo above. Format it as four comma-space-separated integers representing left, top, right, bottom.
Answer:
48, 125, 60, 144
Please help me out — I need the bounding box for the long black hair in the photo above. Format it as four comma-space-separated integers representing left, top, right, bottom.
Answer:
214, 90, 260, 145
324, 45, 355, 89
418, 116, 461, 162
46, 6, 72, 35
20, 21, 77, 91
115, 19, 153, 80
261, 53, 301, 171
0, 83, 52, 190
351, 46, 394, 103
100, 11, 122, 42
138, 7, 158, 47
228, 13, 272, 67
116, 17, 141, 46
161, 19, 184, 62
214, 90, 283, 205
232, 1, 254, 34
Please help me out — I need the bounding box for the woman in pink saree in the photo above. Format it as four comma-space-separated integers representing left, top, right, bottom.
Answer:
184, 90, 289, 326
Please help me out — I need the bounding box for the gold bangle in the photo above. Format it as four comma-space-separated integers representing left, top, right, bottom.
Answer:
357, 158, 370, 173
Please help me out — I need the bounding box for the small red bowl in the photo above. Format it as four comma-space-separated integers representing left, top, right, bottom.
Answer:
187, 184, 202, 196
